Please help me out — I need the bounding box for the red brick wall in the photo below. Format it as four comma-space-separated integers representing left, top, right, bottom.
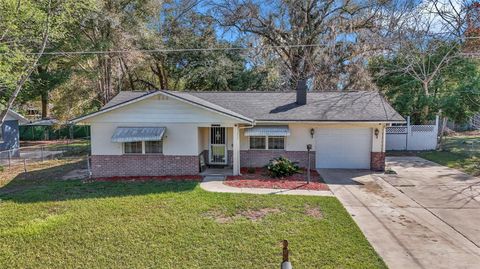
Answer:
370, 152, 386, 171
90, 155, 199, 178
240, 150, 315, 169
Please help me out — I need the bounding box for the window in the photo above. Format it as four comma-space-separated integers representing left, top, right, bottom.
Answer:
250, 136, 266, 149
145, 140, 163, 154
268, 137, 285, 149
250, 136, 285, 150
124, 141, 142, 154
124, 140, 163, 154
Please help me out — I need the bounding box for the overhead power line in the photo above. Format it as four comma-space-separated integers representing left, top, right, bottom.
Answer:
2, 44, 326, 56
1, 36, 479, 56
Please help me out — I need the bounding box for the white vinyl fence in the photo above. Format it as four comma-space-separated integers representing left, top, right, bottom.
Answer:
386, 116, 439, 151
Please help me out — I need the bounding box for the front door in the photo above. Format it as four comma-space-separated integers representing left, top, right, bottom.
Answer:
209, 126, 227, 165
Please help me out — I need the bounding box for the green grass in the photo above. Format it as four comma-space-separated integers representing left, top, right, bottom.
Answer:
388, 135, 480, 175
0, 162, 385, 268
418, 136, 480, 176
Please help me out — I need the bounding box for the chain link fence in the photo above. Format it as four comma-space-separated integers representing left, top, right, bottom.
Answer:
0, 139, 91, 170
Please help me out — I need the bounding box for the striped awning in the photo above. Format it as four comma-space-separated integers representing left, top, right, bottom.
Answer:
111, 127, 166, 143
244, 125, 290, 136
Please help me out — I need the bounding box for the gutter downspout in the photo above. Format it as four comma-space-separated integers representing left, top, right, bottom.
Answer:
234, 121, 256, 176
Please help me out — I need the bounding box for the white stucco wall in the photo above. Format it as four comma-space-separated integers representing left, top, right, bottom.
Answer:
91, 122, 200, 156
239, 123, 386, 152
86, 95, 242, 156
84, 94, 388, 156
87, 95, 241, 124
198, 127, 209, 152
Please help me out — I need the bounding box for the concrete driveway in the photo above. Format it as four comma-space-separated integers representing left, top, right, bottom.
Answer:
320, 156, 480, 269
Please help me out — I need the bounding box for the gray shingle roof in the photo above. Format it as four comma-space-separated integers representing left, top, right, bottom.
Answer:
100, 90, 404, 122
188, 91, 404, 122
103, 91, 151, 109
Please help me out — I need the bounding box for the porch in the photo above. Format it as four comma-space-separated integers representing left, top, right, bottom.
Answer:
198, 125, 292, 176
198, 125, 241, 175
199, 167, 233, 176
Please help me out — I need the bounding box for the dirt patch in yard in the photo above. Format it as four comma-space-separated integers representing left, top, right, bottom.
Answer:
240, 208, 281, 221
305, 205, 323, 220
204, 208, 281, 223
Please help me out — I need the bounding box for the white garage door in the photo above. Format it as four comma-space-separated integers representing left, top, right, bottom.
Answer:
315, 128, 372, 169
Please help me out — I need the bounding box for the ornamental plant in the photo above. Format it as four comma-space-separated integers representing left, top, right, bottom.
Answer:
266, 156, 300, 178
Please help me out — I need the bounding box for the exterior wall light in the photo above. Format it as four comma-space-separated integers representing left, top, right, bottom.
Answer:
310, 128, 314, 138
374, 128, 379, 138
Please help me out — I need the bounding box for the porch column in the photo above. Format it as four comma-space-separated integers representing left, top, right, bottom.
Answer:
233, 124, 241, 176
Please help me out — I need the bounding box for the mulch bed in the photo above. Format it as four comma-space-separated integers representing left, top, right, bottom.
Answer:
225, 168, 330, 191
94, 175, 203, 182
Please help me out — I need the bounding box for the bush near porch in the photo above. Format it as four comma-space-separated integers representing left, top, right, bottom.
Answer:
0, 159, 384, 268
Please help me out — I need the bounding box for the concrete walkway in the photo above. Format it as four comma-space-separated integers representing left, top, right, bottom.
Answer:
200, 176, 334, 196
321, 157, 480, 269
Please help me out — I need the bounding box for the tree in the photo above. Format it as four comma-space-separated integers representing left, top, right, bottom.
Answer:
72, 0, 162, 105
370, 46, 480, 123
464, 2, 480, 55
369, 0, 480, 124
213, 0, 395, 90
16, 0, 94, 119
0, 0, 51, 127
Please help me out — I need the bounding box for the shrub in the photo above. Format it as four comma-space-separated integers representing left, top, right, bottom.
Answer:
266, 156, 300, 178
0, 165, 3, 172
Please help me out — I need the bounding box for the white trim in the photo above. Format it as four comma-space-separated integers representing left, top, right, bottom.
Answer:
72, 91, 253, 124
255, 120, 406, 124
233, 125, 240, 176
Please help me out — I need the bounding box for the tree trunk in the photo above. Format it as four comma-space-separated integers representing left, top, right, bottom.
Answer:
41, 91, 49, 119
121, 58, 135, 91
422, 81, 430, 124
437, 116, 448, 150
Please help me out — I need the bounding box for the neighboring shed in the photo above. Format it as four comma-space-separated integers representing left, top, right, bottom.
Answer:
1, 110, 29, 157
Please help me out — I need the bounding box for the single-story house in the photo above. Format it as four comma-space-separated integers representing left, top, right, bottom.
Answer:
1, 109, 29, 157
72, 86, 404, 177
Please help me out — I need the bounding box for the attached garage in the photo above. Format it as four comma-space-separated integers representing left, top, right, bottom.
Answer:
315, 128, 372, 169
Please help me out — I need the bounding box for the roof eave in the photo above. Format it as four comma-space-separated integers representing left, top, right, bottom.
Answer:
158, 91, 253, 124
70, 91, 253, 124
254, 119, 407, 124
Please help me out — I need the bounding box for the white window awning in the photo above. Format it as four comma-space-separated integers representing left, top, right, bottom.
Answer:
244, 125, 290, 136
111, 127, 166, 143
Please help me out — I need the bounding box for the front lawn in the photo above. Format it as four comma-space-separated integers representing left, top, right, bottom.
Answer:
418, 136, 480, 176
0, 161, 385, 268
